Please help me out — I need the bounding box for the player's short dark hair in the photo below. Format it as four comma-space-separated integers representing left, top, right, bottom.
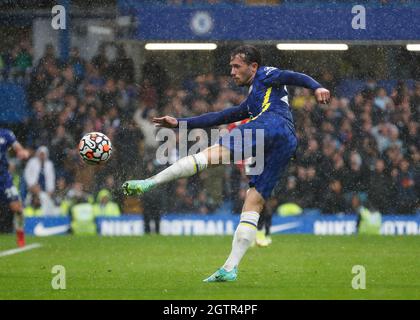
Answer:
230, 45, 262, 67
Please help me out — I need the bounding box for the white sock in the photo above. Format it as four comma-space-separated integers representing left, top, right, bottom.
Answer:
223, 211, 260, 271
150, 152, 208, 186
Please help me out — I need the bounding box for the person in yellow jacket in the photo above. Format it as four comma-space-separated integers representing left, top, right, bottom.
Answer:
23, 193, 44, 217
357, 204, 382, 235
70, 197, 96, 235
92, 189, 121, 217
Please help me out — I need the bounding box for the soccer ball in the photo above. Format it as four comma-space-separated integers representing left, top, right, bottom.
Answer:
79, 132, 112, 165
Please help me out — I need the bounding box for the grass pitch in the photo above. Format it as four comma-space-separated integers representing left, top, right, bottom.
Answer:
0, 234, 419, 300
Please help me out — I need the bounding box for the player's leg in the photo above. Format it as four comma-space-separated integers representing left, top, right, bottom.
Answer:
2, 179, 25, 247
122, 144, 229, 196
203, 187, 264, 282
223, 187, 264, 268
10, 200, 25, 247
204, 122, 297, 282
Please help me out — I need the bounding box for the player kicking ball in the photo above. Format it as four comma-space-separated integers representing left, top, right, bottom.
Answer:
0, 129, 30, 247
123, 45, 330, 282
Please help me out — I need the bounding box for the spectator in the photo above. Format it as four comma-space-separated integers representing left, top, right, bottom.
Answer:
93, 189, 121, 217
52, 176, 71, 216
343, 150, 368, 196
70, 196, 96, 235
394, 159, 417, 214
108, 44, 135, 84
24, 146, 56, 197
37, 43, 60, 70
49, 125, 76, 177
99, 78, 119, 112
193, 190, 217, 214
299, 138, 323, 167
322, 179, 346, 214
115, 118, 145, 177
11, 39, 33, 76
141, 160, 165, 234
277, 176, 301, 208
368, 158, 393, 213
23, 193, 43, 217
68, 46, 86, 83
172, 179, 194, 213
374, 87, 392, 111
141, 57, 169, 106
91, 43, 109, 76
24, 191, 58, 216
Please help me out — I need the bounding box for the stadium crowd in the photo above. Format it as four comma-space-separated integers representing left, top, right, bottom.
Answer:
1, 41, 419, 218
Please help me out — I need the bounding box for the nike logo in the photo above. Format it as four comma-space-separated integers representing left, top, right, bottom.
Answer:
270, 222, 301, 233
34, 223, 70, 236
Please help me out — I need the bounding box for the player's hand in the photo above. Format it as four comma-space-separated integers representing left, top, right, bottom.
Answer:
17, 149, 30, 160
152, 116, 178, 128
315, 88, 331, 104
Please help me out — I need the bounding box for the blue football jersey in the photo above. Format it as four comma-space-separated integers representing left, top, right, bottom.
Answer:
244, 66, 292, 122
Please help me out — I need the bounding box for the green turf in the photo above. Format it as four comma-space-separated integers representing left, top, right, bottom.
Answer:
0, 234, 419, 300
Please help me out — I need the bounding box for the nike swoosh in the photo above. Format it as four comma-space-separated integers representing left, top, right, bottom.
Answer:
34, 223, 70, 236
270, 222, 301, 233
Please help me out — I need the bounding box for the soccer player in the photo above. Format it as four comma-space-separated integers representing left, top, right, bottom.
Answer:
0, 128, 30, 247
123, 45, 330, 282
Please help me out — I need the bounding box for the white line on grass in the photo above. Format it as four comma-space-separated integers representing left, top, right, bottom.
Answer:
0, 243, 42, 258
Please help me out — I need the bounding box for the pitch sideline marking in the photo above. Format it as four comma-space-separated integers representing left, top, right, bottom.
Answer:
0, 243, 42, 258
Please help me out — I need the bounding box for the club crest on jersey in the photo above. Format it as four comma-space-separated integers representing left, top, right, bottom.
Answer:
0, 138, 5, 145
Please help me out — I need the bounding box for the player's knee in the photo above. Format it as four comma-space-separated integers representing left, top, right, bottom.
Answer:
202, 144, 230, 167
245, 188, 265, 212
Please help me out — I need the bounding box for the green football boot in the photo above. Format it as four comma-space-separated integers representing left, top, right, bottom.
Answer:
122, 180, 156, 196
203, 267, 238, 283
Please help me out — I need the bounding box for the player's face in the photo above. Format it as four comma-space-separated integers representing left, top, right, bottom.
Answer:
230, 54, 258, 86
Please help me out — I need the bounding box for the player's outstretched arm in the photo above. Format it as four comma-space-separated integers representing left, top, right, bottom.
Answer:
263, 69, 330, 104
153, 101, 250, 129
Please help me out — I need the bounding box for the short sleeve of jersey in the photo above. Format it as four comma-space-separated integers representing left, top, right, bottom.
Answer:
4, 130, 17, 148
